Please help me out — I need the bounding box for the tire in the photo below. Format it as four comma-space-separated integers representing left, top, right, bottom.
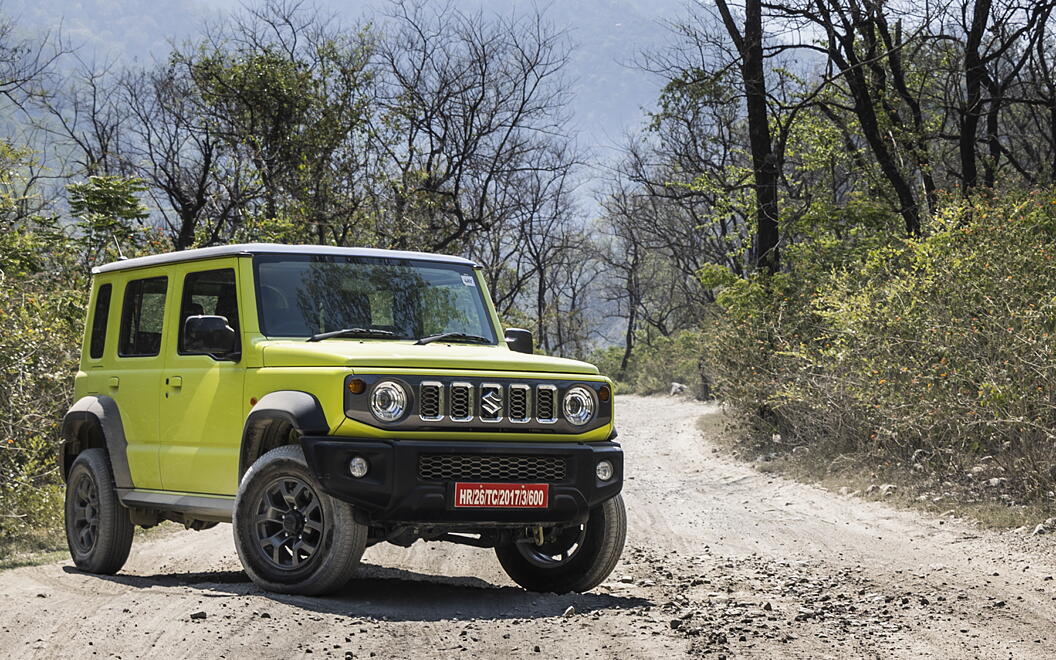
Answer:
64, 448, 134, 574
496, 493, 627, 594
232, 444, 367, 595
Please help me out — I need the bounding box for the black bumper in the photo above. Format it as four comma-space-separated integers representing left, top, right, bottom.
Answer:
300, 437, 623, 525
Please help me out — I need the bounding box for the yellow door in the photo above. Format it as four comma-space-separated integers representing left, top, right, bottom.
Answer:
158, 262, 245, 495
110, 273, 170, 490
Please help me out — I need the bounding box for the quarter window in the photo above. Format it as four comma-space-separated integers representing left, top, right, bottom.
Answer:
178, 269, 240, 354
89, 283, 112, 359
119, 277, 168, 357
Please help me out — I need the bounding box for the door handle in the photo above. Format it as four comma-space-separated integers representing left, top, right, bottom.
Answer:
168, 376, 183, 388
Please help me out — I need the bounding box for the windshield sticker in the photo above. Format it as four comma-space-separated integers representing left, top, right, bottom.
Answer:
461, 274, 476, 286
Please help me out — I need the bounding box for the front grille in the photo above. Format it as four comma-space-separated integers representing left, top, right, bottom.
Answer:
414, 382, 571, 425
418, 454, 567, 482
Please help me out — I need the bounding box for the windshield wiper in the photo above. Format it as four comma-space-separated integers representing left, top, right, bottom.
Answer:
414, 332, 492, 346
306, 328, 398, 342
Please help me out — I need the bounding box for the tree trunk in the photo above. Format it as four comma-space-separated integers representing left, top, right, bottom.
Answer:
961, 0, 991, 192
717, 0, 780, 274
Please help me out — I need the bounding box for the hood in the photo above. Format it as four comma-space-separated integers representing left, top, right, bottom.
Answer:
259, 340, 600, 375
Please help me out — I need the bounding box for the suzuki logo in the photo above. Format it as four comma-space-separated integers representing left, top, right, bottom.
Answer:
481, 386, 503, 418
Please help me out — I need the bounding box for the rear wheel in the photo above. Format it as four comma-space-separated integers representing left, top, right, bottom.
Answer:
233, 444, 367, 595
64, 448, 134, 574
495, 494, 626, 593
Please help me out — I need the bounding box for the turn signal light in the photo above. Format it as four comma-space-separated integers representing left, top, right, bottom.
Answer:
598, 385, 611, 402
347, 378, 366, 395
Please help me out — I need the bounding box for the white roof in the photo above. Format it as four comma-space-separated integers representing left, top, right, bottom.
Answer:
92, 243, 477, 274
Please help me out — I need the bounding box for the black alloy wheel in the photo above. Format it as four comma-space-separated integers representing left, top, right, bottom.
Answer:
69, 471, 101, 555
254, 476, 326, 571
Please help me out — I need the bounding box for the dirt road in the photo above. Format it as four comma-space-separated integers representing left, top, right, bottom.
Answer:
2, 395, 1055, 658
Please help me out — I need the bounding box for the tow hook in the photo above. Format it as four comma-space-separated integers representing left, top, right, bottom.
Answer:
532, 525, 545, 545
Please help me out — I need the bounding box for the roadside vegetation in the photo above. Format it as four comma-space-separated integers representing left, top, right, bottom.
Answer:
704, 194, 1056, 512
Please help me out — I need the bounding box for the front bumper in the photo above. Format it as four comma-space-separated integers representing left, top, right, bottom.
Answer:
300, 437, 623, 525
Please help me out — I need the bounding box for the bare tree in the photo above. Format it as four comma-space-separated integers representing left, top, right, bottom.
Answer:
371, 0, 576, 252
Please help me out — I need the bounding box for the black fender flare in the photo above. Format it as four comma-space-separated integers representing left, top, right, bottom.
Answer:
239, 391, 330, 479
59, 395, 134, 489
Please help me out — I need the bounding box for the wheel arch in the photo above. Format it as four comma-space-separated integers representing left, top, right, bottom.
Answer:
59, 395, 133, 489
239, 391, 330, 480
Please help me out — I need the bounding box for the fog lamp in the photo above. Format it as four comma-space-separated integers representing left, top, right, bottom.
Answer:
596, 460, 614, 482
349, 456, 369, 478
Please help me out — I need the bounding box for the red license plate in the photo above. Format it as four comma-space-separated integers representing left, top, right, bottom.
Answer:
453, 482, 549, 508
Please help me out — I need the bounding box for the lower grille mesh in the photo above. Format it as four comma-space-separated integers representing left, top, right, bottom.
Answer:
418, 454, 567, 482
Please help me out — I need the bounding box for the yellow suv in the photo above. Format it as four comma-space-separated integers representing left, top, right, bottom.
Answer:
60, 244, 624, 595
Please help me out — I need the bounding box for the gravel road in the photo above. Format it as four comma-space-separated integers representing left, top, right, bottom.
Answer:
2, 394, 1055, 658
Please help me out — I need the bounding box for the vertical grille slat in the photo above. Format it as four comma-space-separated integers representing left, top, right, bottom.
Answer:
509, 384, 530, 423
449, 382, 473, 422
419, 381, 443, 421
536, 384, 557, 423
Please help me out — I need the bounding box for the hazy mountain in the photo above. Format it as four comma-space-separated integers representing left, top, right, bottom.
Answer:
4, 0, 687, 166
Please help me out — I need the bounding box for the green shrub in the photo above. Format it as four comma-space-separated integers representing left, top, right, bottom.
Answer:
0, 262, 84, 545
703, 191, 1056, 501
625, 330, 709, 397
591, 330, 710, 398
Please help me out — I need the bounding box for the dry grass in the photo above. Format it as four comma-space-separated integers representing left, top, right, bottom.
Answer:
0, 528, 66, 571
0, 521, 182, 572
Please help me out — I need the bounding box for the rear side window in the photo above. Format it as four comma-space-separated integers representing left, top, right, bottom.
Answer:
178, 269, 240, 354
89, 283, 112, 359
119, 276, 168, 357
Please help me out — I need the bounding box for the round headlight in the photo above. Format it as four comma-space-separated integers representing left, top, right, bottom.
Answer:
370, 380, 407, 422
562, 385, 596, 426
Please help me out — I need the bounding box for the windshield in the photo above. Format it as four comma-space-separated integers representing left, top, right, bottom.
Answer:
252, 254, 497, 342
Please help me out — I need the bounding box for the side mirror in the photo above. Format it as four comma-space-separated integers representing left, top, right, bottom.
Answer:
185, 315, 238, 358
504, 327, 533, 354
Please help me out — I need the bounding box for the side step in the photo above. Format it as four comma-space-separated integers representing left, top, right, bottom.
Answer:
118, 489, 235, 523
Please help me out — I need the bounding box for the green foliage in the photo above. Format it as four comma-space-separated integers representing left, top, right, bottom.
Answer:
591, 330, 710, 399
628, 330, 710, 397
704, 191, 1056, 501
67, 175, 150, 267
0, 248, 84, 545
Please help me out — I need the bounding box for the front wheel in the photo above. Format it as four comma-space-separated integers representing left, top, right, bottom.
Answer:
232, 444, 367, 595
495, 494, 626, 594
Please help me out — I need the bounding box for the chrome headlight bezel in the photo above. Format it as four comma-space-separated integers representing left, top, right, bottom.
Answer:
370, 380, 408, 422
562, 385, 597, 426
